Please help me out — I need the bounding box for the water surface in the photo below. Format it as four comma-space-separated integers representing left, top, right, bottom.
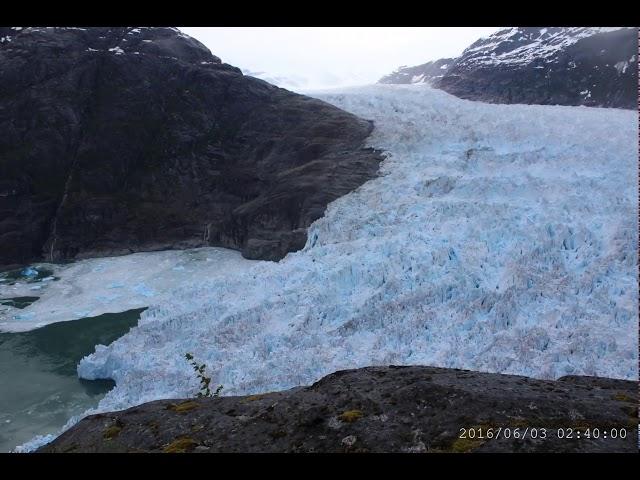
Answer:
0, 308, 145, 452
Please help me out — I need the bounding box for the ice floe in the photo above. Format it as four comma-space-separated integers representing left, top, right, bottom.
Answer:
0, 248, 259, 333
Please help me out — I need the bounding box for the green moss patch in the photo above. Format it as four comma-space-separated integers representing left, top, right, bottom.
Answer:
613, 392, 636, 403
163, 436, 199, 453
103, 424, 123, 440
339, 410, 364, 423
450, 436, 486, 453
166, 400, 200, 413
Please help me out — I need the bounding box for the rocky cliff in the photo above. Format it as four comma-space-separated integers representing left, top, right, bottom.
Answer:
0, 27, 382, 269
38, 366, 638, 453
379, 27, 638, 109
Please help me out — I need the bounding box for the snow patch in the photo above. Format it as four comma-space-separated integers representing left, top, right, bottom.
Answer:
460, 27, 629, 68
614, 61, 629, 74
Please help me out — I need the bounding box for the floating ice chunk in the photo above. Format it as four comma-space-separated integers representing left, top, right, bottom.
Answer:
21, 267, 38, 278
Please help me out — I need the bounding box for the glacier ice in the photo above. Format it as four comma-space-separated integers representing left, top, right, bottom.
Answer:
18, 85, 639, 451
0, 248, 259, 333
21, 267, 38, 278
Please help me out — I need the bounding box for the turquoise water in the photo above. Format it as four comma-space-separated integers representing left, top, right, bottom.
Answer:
0, 297, 40, 309
0, 308, 145, 452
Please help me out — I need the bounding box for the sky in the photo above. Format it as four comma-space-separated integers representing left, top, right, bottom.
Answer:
179, 27, 501, 91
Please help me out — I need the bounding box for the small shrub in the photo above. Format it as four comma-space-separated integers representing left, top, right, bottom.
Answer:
613, 392, 635, 403
103, 419, 124, 440
185, 352, 223, 398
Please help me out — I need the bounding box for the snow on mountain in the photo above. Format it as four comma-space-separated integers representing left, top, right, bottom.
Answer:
18, 84, 638, 451
379, 27, 638, 108
457, 27, 627, 67
379, 57, 455, 85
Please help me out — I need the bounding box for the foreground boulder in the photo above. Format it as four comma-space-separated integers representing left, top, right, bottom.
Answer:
380, 27, 637, 109
38, 366, 637, 453
0, 27, 382, 269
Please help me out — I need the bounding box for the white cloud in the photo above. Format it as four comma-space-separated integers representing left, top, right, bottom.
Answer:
179, 27, 500, 90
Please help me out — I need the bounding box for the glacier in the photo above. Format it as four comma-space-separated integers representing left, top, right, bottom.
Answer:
17, 84, 638, 451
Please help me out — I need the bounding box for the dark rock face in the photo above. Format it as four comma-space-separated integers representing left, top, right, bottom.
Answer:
379, 27, 638, 109
0, 27, 383, 269
379, 57, 454, 85
38, 366, 638, 453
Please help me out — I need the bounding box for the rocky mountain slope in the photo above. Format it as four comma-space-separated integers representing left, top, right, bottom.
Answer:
379, 27, 637, 108
37, 366, 638, 453
378, 57, 455, 85
0, 27, 382, 269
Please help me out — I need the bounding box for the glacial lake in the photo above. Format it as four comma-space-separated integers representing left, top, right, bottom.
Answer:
0, 308, 145, 452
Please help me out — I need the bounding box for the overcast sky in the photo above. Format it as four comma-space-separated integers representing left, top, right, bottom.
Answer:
179, 27, 501, 91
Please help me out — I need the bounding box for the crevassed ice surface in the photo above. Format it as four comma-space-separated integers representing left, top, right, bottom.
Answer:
20, 84, 639, 450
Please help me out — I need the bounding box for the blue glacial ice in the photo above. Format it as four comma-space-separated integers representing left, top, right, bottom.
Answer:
21, 267, 38, 278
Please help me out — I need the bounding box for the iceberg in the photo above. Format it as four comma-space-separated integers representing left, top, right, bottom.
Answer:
20, 267, 38, 278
